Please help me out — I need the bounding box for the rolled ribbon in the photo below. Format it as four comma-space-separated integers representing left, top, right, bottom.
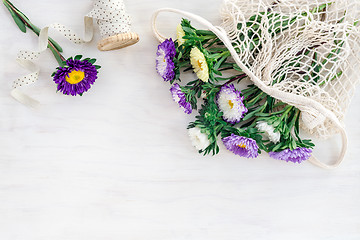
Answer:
89, 0, 140, 51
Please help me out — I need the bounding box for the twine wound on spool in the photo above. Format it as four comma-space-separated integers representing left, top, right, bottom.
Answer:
87, 0, 139, 51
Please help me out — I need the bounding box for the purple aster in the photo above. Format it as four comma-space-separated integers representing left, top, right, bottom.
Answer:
222, 134, 259, 158
217, 84, 248, 124
269, 147, 312, 163
170, 83, 192, 114
156, 38, 176, 82
53, 58, 98, 96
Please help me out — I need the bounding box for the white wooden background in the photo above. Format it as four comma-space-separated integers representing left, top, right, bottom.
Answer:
0, 0, 359, 239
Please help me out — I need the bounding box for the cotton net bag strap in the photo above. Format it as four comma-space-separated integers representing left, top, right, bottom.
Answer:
151, 2, 360, 169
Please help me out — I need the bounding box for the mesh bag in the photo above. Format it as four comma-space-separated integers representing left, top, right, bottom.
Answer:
152, 0, 360, 169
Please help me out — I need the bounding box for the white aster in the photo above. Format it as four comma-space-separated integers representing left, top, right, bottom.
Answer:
256, 121, 281, 143
188, 127, 211, 151
217, 85, 247, 124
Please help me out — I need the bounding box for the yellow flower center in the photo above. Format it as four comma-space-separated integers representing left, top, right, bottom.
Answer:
237, 144, 247, 149
197, 60, 203, 71
228, 100, 234, 109
65, 70, 85, 84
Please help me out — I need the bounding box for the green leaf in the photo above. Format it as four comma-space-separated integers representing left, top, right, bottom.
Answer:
213, 53, 230, 70
182, 26, 195, 35
48, 38, 63, 53
255, 112, 272, 117
5, 0, 28, 19
74, 55, 83, 60
271, 143, 282, 152
3, 1, 26, 33
195, 30, 216, 36
290, 138, 297, 151
88, 59, 96, 64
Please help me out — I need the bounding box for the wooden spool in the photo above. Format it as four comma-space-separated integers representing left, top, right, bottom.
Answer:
98, 32, 139, 51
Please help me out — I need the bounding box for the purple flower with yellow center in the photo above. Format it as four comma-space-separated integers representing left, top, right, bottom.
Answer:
53, 57, 99, 96
170, 83, 192, 114
222, 134, 259, 158
156, 38, 176, 82
217, 84, 248, 124
269, 147, 312, 163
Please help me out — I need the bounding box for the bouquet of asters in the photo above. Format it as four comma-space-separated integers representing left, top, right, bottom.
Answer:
154, 0, 360, 167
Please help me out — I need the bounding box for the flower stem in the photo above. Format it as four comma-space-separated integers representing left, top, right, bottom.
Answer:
223, 73, 247, 86
288, 108, 300, 131
280, 105, 294, 121
3, 0, 66, 67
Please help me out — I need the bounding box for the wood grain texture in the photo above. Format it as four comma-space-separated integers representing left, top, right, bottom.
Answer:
0, 0, 359, 239
98, 32, 140, 51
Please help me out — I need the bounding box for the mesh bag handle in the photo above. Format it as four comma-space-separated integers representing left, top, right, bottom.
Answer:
151, 8, 348, 169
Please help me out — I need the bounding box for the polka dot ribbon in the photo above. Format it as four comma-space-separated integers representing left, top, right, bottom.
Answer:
12, 0, 133, 108
88, 0, 132, 38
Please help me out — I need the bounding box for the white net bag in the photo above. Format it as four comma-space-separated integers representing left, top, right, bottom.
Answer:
221, 0, 360, 138
152, 0, 360, 169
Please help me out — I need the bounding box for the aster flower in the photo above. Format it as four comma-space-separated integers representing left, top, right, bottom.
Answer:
52, 56, 99, 96
190, 47, 209, 82
269, 147, 312, 163
217, 84, 248, 124
176, 24, 186, 45
256, 121, 281, 143
170, 83, 192, 114
3, 0, 101, 98
156, 38, 176, 82
188, 127, 211, 151
222, 134, 259, 158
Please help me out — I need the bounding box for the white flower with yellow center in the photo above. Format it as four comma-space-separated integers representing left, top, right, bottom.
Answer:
217, 84, 247, 124
256, 121, 281, 143
176, 24, 186, 45
188, 127, 211, 151
190, 47, 209, 82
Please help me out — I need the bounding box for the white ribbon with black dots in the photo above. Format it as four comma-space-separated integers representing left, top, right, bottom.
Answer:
88, 0, 132, 38
11, 0, 133, 108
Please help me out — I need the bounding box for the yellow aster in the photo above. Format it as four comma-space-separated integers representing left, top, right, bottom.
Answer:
190, 47, 209, 82
176, 24, 186, 45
